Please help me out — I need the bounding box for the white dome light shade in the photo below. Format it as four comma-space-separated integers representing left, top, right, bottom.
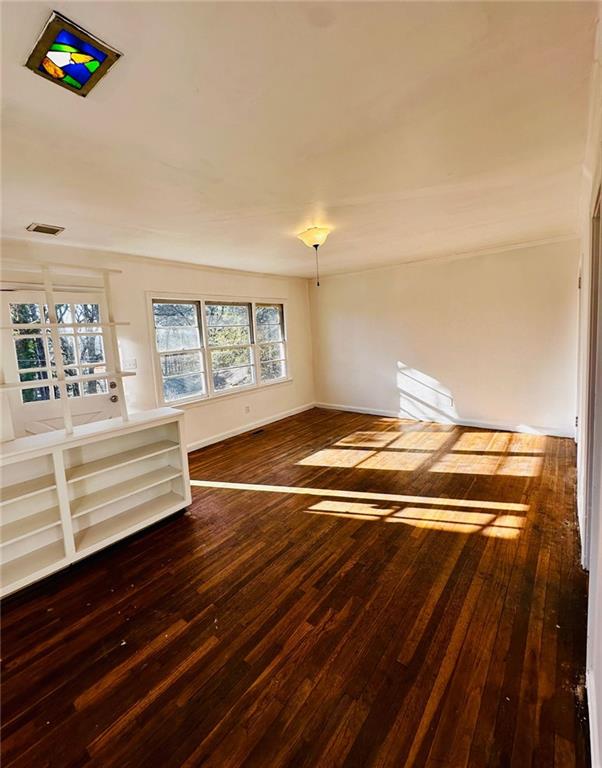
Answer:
297, 227, 330, 249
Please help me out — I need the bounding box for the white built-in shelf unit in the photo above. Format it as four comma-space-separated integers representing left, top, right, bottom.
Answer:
0, 408, 191, 597
1, 259, 191, 597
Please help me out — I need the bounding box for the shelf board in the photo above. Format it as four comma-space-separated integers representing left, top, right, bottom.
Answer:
1, 321, 130, 330
0, 371, 136, 391
1, 408, 183, 461
0, 474, 56, 505
75, 491, 185, 552
70, 467, 183, 519
66, 440, 179, 484
1, 541, 66, 590
1, 507, 61, 546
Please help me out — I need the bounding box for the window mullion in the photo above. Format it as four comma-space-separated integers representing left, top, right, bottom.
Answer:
251, 302, 261, 385
193, 298, 208, 398
200, 299, 214, 396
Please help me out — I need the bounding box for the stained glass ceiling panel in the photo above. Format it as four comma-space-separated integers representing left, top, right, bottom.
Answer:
26, 12, 121, 97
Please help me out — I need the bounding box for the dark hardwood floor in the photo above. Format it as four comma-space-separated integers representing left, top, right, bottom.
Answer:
1, 408, 590, 767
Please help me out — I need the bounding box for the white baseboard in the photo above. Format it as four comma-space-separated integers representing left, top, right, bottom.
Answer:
314, 402, 575, 438
187, 400, 574, 452
588, 669, 601, 768
186, 403, 315, 452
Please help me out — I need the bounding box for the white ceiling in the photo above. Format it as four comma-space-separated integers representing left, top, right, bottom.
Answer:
1, 1, 598, 277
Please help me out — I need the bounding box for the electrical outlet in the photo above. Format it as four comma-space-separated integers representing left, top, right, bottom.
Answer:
244, 405, 250, 414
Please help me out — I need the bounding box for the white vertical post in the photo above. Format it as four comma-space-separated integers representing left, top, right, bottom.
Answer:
43, 267, 74, 435
177, 414, 192, 506
53, 448, 75, 557
102, 272, 129, 422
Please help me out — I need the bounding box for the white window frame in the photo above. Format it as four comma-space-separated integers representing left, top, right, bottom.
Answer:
255, 302, 288, 384
204, 300, 256, 396
148, 292, 291, 407
151, 298, 206, 404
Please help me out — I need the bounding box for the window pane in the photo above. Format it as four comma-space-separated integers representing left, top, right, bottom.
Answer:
256, 305, 282, 325
210, 347, 252, 370
79, 335, 105, 363
153, 300, 204, 402
206, 303, 250, 327
54, 381, 80, 398
20, 371, 50, 403
163, 373, 205, 402
19, 370, 48, 383
81, 365, 106, 377
156, 327, 201, 352
256, 324, 283, 343
207, 326, 251, 347
48, 334, 76, 366
60, 335, 76, 365
261, 360, 286, 381
55, 304, 73, 324
82, 378, 108, 396
14, 337, 46, 369
10, 303, 42, 331
213, 365, 254, 391
74, 304, 101, 324
153, 302, 199, 328
160, 352, 203, 377
259, 342, 285, 363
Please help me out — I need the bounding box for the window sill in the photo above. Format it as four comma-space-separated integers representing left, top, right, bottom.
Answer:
166, 376, 294, 410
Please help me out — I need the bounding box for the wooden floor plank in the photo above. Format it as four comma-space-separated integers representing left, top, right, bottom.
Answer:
0, 408, 589, 767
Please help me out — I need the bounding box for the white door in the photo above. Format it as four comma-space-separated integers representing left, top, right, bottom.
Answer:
1, 290, 121, 437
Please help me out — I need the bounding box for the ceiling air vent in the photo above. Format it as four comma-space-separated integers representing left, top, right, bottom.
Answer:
26, 223, 64, 236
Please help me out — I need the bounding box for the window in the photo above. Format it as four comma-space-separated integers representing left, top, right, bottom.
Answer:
206, 302, 255, 392
9, 302, 107, 403
151, 297, 288, 404
152, 300, 206, 402
256, 304, 287, 382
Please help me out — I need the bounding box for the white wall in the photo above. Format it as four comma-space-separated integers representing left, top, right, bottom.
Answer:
576, 12, 602, 764
0, 239, 315, 449
310, 240, 580, 437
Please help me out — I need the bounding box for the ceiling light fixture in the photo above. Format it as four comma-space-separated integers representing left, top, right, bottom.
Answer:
297, 227, 330, 287
25, 11, 121, 97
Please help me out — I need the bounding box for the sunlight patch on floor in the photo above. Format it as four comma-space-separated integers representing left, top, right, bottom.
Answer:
304, 500, 525, 538
190, 480, 530, 513
335, 431, 399, 449
451, 431, 546, 454
298, 448, 375, 468
358, 451, 430, 471
430, 453, 543, 477
389, 431, 452, 451
297, 429, 544, 477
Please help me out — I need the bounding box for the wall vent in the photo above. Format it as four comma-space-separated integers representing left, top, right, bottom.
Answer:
26, 223, 64, 236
